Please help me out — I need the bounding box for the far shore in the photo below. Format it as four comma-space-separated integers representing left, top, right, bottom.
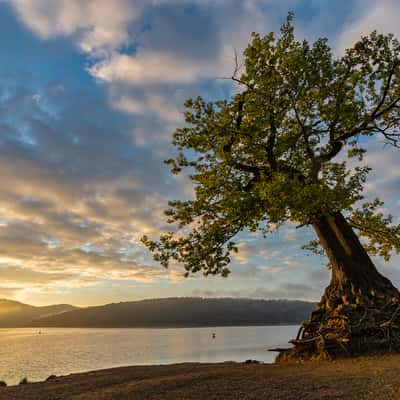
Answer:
1, 354, 400, 399
3, 322, 301, 329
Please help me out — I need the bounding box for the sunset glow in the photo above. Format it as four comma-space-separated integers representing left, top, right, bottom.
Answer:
0, 0, 399, 306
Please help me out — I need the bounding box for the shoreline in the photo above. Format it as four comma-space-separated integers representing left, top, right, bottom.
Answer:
4, 323, 301, 329
1, 354, 400, 399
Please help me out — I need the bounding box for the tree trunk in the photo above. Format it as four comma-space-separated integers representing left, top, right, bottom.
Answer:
314, 212, 398, 308
276, 211, 400, 362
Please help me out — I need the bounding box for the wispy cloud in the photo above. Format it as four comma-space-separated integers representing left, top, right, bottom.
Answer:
336, 0, 400, 53
1, 0, 400, 304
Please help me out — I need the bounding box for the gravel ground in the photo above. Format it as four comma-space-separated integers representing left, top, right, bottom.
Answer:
1, 354, 400, 399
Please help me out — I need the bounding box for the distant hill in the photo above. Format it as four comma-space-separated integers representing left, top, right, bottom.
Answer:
29, 298, 316, 328
0, 299, 77, 327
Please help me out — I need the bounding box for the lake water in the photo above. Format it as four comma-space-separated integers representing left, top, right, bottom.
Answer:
0, 325, 298, 385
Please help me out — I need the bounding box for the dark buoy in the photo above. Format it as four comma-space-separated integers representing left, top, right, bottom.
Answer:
212, 333, 216, 339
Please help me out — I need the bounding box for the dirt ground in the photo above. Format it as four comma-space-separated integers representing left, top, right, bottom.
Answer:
1, 354, 400, 399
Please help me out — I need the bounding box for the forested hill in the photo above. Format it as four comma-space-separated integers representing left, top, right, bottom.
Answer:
0, 299, 77, 327
30, 298, 316, 328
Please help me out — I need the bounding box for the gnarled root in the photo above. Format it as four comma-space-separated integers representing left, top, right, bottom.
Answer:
277, 284, 400, 362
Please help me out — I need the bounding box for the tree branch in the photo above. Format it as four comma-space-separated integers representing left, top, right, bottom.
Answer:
371, 60, 400, 119
266, 109, 278, 171
335, 60, 400, 143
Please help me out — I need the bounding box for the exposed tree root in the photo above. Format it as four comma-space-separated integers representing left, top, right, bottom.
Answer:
276, 212, 400, 363
277, 283, 400, 362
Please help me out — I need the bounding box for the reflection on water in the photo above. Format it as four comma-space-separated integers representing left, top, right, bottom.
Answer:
0, 325, 297, 385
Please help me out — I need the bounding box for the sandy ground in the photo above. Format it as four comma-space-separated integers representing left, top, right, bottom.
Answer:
1, 354, 400, 399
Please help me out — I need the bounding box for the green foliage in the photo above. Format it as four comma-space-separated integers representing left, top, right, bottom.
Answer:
349, 199, 400, 261
143, 13, 400, 276
301, 239, 325, 257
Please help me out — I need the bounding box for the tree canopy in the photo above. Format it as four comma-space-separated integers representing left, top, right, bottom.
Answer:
142, 14, 400, 277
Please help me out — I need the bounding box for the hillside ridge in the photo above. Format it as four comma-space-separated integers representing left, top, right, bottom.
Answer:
29, 297, 316, 328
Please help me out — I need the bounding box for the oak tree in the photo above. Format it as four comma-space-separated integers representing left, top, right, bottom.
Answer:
143, 14, 400, 360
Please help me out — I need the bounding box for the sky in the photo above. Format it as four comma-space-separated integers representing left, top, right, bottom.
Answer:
0, 0, 399, 306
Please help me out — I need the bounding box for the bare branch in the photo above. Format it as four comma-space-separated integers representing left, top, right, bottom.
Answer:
371, 60, 400, 119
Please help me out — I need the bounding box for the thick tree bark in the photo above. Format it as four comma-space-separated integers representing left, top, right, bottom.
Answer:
313, 212, 399, 309
276, 211, 400, 362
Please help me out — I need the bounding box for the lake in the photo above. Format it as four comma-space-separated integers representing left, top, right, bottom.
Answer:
0, 325, 298, 385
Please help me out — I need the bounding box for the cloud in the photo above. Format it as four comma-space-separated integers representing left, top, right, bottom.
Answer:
256, 265, 284, 273
336, 0, 400, 52
0, 265, 74, 285
10, 0, 137, 55
0, 72, 185, 296
89, 51, 218, 85
3, 0, 400, 305
9, 0, 276, 144
283, 258, 303, 268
